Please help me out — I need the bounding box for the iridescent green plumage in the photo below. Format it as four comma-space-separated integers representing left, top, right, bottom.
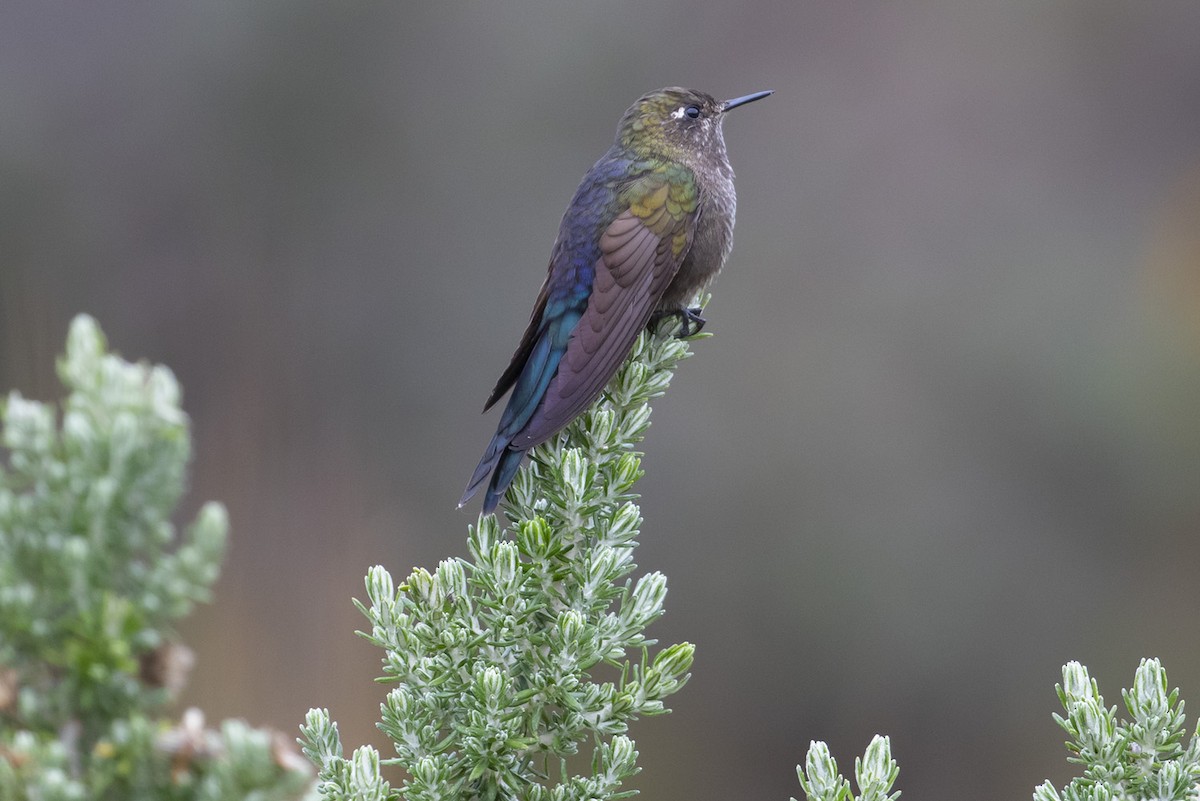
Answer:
620, 162, 698, 259
461, 87, 772, 513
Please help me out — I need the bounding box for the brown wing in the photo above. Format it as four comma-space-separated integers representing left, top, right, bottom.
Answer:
510, 209, 688, 449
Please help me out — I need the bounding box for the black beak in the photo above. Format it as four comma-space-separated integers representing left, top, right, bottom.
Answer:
722, 90, 774, 112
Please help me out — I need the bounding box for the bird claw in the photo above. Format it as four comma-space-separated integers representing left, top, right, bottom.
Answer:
651, 307, 706, 338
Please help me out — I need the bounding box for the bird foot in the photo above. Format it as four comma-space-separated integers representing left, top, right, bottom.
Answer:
651, 307, 706, 338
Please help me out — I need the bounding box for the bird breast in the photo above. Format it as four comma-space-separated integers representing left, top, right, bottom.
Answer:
659, 167, 736, 310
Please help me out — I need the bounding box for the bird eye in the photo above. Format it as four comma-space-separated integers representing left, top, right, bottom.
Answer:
685, 105, 701, 119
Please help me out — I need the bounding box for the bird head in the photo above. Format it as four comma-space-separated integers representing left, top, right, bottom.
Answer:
615, 87, 772, 163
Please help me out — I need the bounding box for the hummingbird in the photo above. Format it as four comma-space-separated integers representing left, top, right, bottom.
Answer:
460, 86, 772, 513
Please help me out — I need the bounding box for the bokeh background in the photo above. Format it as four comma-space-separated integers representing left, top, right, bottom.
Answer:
4, 2, 1200, 798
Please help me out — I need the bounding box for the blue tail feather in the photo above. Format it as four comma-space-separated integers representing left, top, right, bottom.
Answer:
461, 318, 573, 512
459, 430, 507, 508
482, 447, 525, 513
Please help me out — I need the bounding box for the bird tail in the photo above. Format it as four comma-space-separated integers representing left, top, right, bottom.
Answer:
482, 447, 525, 513
459, 433, 527, 513
459, 432, 506, 508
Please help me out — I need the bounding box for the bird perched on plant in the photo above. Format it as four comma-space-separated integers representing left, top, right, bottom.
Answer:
460, 86, 772, 513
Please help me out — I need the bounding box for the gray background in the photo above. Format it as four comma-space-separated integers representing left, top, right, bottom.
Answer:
4, 2, 1200, 798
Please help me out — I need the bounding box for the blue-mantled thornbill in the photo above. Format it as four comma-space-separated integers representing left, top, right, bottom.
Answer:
460, 87, 772, 513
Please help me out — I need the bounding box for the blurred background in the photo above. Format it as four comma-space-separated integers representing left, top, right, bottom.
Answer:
3, 1, 1200, 798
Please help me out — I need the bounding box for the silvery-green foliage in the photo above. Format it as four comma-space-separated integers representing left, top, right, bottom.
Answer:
1034, 659, 1200, 801
0, 315, 313, 801
302, 324, 701, 801
795, 736, 900, 801
0, 315, 222, 734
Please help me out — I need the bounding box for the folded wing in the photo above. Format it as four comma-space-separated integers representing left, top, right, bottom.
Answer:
512, 206, 687, 448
